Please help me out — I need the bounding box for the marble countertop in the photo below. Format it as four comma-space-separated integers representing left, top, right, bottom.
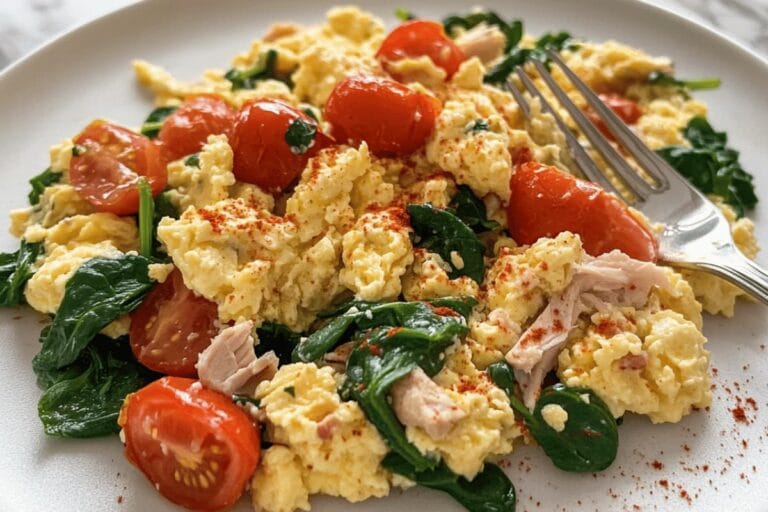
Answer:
1, 0, 767, 69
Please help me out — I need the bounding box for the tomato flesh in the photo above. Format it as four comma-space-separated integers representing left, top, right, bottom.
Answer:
119, 377, 260, 512
507, 161, 658, 261
70, 121, 166, 215
158, 95, 237, 162
231, 99, 332, 193
377, 20, 465, 80
129, 269, 219, 377
585, 93, 643, 141
324, 75, 440, 157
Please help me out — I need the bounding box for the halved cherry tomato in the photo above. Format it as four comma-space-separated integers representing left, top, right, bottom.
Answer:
158, 95, 237, 162
585, 93, 643, 141
376, 20, 465, 80
507, 161, 658, 261
119, 377, 260, 512
69, 121, 166, 215
324, 75, 440, 157
129, 269, 219, 377
231, 99, 332, 193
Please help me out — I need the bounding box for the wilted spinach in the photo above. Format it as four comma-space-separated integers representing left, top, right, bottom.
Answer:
140, 106, 177, 138
37, 336, 154, 438
647, 71, 721, 91
255, 322, 301, 366
138, 179, 154, 258
284, 118, 316, 155
0, 239, 42, 307
28, 167, 61, 205
407, 203, 485, 283
184, 153, 200, 167
442, 9, 523, 52
657, 116, 757, 216
383, 453, 516, 512
33, 255, 154, 373
449, 185, 500, 233
225, 49, 291, 90
484, 30, 576, 84
488, 361, 618, 472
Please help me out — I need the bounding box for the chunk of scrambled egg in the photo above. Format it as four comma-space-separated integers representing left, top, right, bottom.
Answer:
166, 135, 236, 211
402, 249, 480, 301
251, 363, 391, 512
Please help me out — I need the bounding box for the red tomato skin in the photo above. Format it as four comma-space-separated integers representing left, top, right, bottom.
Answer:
585, 93, 643, 141
120, 377, 260, 512
376, 20, 465, 80
158, 95, 237, 162
507, 162, 658, 261
70, 121, 166, 215
324, 75, 440, 157
129, 269, 219, 377
231, 99, 331, 193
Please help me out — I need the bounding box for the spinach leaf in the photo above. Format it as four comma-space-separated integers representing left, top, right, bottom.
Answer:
484, 31, 576, 85
225, 49, 291, 90
657, 116, 757, 216
33, 255, 154, 373
138, 179, 154, 258
140, 106, 177, 138
184, 153, 200, 167
488, 362, 618, 473
28, 168, 61, 205
449, 185, 500, 233
383, 453, 516, 512
648, 71, 721, 91
232, 394, 261, 407
407, 203, 485, 283
394, 7, 415, 21
465, 119, 490, 133
255, 322, 301, 366
442, 10, 523, 52
293, 299, 471, 363
0, 239, 42, 307
284, 118, 316, 155
37, 336, 154, 438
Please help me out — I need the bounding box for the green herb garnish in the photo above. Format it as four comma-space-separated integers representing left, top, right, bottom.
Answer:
184, 153, 200, 167
137, 178, 154, 258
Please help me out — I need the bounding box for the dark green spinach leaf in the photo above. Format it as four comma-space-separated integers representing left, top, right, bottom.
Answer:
28, 168, 61, 205
442, 10, 523, 52
484, 31, 576, 84
285, 118, 316, 155
449, 185, 500, 233
140, 106, 177, 138
647, 71, 721, 91
225, 49, 291, 90
0, 239, 42, 307
184, 153, 200, 167
37, 336, 154, 438
255, 322, 301, 366
657, 116, 757, 216
383, 453, 516, 512
33, 255, 154, 373
407, 203, 485, 282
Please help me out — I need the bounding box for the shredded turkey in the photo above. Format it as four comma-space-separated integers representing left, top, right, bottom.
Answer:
390, 367, 466, 440
455, 23, 507, 64
506, 250, 670, 408
617, 351, 649, 370
196, 321, 279, 396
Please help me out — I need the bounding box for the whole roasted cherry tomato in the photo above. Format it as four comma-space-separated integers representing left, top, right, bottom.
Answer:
231, 99, 332, 193
119, 377, 261, 512
324, 75, 440, 157
376, 20, 465, 80
507, 161, 658, 261
69, 121, 166, 215
158, 95, 237, 162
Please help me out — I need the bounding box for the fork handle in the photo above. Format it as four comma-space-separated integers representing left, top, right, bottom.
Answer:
686, 249, 768, 306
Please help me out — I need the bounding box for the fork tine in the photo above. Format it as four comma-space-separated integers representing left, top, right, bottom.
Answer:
504, 77, 531, 118
529, 58, 656, 202
509, 70, 626, 199
545, 49, 671, 191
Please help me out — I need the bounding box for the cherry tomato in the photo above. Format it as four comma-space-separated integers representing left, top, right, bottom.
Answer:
585, 93, 643, 141
376, 20, 465, 80
324, 75, 440, 157
119, 377, 261, 512
158, 95, 237, 162
129, 269, 219, 377
69, 121, 166, 215
507, 161, 658, 261
231, 99, 332, 193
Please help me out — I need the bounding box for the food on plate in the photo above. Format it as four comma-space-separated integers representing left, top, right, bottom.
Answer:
4, 5, 761, 512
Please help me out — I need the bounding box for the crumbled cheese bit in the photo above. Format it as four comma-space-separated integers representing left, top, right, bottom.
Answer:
541, 403, 569, 433
450, 250, 465, 270
580, 393, 591, 404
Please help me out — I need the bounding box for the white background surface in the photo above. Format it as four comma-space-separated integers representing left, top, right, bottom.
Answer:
0, 1, 766, 512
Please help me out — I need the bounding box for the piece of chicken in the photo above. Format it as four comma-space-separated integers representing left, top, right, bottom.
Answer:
390, 367, 466, 440
455, 23, 507, 64
506, 250, 670, 408
196, 321, 279, 396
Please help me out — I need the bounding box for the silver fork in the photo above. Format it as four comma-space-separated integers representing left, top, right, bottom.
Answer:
506, 49, 768, 306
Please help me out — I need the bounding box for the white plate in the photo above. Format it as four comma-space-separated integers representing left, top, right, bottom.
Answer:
0, 0, 766, 510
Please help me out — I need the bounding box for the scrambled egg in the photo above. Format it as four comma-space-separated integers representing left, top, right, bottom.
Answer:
251, 363, 391, 512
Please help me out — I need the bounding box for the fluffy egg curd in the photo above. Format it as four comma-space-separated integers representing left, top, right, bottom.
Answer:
7, 5, 761, 512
